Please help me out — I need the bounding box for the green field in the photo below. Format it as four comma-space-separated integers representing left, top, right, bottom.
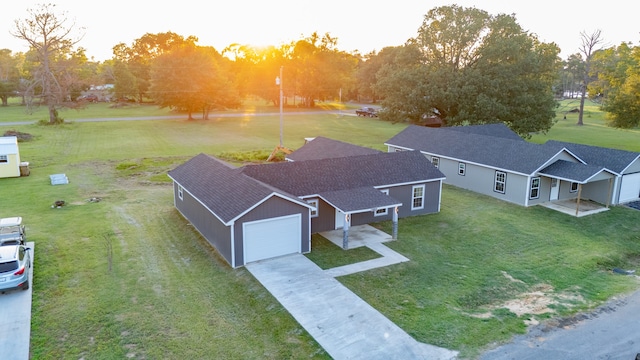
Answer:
1, 100, 639, 359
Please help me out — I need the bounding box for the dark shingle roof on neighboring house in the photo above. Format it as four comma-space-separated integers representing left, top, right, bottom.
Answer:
167, 153, 299, 224
286, 136, 380, 161
445, 123, 524, 141
546, 140, 640, 175
385, 125, 567, 175
241, 150, 445, 197
539, 160, 611, 183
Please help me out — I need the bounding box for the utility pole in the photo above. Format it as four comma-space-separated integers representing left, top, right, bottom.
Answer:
268, 66, 290, 161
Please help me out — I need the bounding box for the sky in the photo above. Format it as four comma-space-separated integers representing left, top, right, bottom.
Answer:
1, 0, 637, 61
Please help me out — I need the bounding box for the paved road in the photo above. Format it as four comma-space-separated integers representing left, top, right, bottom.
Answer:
0, 242, 34, 360
0, 110, 351, 127
480, 287, 640, 360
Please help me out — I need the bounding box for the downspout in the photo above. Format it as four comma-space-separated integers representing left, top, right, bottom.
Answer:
230, 221, 236, 268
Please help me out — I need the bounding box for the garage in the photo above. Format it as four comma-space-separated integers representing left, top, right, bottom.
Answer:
243, 214, 302, 264
619, 173, 640, 203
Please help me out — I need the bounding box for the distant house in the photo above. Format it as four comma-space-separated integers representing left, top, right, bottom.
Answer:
168, 140, 445, 268
285, 136, 381, 162
0, 137, 20, 178
385, 124, 639, 210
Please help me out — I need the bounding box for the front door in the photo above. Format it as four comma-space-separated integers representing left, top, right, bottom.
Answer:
550, 178, 559, 201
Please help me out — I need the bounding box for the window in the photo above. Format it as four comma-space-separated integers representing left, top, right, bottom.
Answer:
411, 185, 425, 210
530, 177, 540, 199
570, 182, 579, 193
178, 186, 184, 200
458, 162, 466, 176
0, 155, 7, 163
494, 171, 506, 194
431, 157, 440, 168
394, 148, 405, 152
307, 199, 319, 217
375, 189, 389, 216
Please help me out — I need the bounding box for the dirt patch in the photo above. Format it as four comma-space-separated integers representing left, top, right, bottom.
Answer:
466, 273, 586, 322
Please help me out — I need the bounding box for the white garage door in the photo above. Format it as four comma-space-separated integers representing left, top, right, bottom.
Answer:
243, 214, 301, 264
619, 173, 640, 203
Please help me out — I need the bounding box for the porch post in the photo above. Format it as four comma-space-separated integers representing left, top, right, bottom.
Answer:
392, 206, 398, 240
342, 214, 350, 250
575, 184, 583, 216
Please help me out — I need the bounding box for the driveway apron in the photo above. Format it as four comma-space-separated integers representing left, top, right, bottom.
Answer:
246, 254, 457, 360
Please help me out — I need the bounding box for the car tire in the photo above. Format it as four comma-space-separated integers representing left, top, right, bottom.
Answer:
22, 280, 29, 290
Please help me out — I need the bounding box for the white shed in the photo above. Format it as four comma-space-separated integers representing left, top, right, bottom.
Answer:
0, 136, 20, 178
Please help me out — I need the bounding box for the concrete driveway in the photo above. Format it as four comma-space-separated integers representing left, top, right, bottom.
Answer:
0, 242, 34, 360
247, 226, 457, 360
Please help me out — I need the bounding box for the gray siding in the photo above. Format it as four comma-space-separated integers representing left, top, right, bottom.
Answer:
234, 196, 310, 267
527, 177, 552, 206
624, 160, 640, 174
438, 157, 529, 206
311, 199, 336, 233
173, 183, 233, 265
580, 179, 614, 205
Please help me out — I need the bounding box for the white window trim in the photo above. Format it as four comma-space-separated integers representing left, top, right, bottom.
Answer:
431, 156, 440, 168
308, 199, 319, 218
530, 177, 540, 199
178, 185, 184, 200
375, 189, 389, 216
458, 162, 466, 176
411, 185, 425, 210
570, 182, 579, 193
494, 171, 506, 194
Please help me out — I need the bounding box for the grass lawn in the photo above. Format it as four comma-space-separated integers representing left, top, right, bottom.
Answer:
0, 101, 639, 359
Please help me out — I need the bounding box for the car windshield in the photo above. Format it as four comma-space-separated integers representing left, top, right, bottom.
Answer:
0, 261, 18, 273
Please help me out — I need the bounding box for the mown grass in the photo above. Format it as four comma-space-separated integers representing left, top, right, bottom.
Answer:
530, 99, 640, 151
0, 100, 638, 359
344, 186, 640, 358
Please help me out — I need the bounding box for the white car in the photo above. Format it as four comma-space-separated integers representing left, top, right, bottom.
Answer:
0, 245, 31, 293
0, 217, 26, 246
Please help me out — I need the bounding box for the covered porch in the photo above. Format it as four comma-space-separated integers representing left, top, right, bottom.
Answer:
538, 160, 617, 217
318, 187, 401, 249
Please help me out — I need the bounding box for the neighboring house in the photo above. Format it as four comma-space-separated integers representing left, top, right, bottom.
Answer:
0, 136, 20, 178
169, 146, 445, 268
385, 124, 630, 209
285, 136, 380, 162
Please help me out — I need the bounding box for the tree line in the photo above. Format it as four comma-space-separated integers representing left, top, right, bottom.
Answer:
1, 4, 638, 132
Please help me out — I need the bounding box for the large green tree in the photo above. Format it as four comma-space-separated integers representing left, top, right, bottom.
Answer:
375, 5, 561, 137
150, 44, 240, 120
592, 43, 640, 128
113, 32, 198, 102
0, 49, 21, 106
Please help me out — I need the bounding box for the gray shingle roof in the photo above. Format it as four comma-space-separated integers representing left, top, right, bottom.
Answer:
287, 136, 380, 161
539, 160, 610, 183
546, 140, 640, 174
445, 123, 524, 141
241, 150, 445, 197
385, 125, 565, 175
167, 153, 291, 224
319, 187, 402, 213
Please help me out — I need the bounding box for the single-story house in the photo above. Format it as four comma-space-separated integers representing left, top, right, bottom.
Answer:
0, 136, 20, 178
285, 136, 380, 162
384, 124, 638, 209
168, 143, 445, 268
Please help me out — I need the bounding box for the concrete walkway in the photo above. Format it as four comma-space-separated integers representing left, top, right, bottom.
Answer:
246, 226, 457, 359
